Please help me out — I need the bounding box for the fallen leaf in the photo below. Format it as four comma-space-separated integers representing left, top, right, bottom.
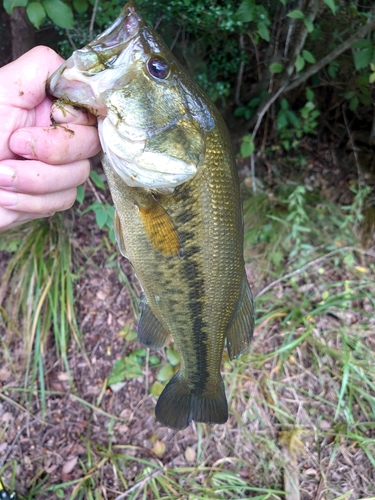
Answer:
184, 446, 196, 463
62, 456, 78, 475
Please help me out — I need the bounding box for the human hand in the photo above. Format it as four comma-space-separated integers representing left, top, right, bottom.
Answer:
0, 46, 101, 232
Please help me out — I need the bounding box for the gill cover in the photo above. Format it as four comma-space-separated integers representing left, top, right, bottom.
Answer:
47, 1, 214, 191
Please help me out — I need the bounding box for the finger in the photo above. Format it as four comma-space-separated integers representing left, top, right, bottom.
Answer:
51, 102, 98, 126
0, 159, 91, 195
0, 186, 78, 214
0, 208, 53, 233
0, 46, 64, 109
9, 123, 101, 164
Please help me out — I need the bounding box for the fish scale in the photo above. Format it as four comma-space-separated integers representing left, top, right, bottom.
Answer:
47, 0, 254, 430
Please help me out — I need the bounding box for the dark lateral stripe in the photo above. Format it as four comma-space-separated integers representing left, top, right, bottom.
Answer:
183, 258, 209, 393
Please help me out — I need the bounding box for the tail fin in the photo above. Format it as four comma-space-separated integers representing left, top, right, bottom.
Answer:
155, 372, 228, 430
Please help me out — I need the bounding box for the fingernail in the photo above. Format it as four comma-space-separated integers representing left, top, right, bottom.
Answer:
0, 165, 16, 187
0, 190, 18, 207
9, 130, 35, 157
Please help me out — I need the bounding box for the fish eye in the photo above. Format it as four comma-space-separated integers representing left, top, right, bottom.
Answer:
147, 57, 170, 79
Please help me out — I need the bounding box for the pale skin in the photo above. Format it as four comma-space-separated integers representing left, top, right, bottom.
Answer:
0, 46, 101, 232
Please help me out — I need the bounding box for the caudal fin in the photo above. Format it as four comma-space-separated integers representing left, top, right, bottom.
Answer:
155, 372, 228, 430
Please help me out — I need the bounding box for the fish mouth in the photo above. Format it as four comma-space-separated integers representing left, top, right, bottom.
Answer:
92, 1, 140, 51
77, 1, 141, 74
47, 2, 142, 114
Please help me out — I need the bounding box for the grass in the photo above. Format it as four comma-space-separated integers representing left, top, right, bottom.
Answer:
0, 214, 83, 415
0, 182, 375, 499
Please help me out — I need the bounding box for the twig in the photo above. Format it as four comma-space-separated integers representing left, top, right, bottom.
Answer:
235, 34, 245, 106
250, 153, 257, 194
87, 177, 106, 203
343, 105, 363, 188
247, 15, 375, 131
154, 16, 164, 30
66, 29, 77, 50
248, 32, 261, 81
89, 0, 100, 41
249, 82, 288, 193
255, 246, 375, 298
252, 82, 288, 142
170, 24, 182, 52
284, 16, 375, 93
291, 0, 319, 75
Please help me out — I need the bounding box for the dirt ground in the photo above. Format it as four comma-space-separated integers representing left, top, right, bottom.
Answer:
1, 139, 375, 499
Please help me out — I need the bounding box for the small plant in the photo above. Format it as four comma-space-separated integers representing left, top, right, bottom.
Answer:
276, 89, 320, 150
284, 185, 312, 260
78, 170, 116, 243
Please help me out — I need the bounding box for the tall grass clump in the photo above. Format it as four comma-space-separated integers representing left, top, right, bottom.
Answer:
0, 214, 81, 413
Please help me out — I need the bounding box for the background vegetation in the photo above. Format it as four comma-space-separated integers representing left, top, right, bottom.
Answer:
1, 0, 375, 498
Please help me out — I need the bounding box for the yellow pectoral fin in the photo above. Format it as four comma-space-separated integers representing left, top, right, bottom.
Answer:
138, 195, 183, 257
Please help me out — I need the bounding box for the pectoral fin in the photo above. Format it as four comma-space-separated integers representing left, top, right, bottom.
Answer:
137, 195, 183, 257
138, 296, 170, 350
226, 276, 254, 359
114, 211, 128, 258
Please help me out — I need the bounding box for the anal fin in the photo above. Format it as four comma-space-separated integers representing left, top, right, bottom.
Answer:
226, 275, 254, 359
138, 296, 170, 350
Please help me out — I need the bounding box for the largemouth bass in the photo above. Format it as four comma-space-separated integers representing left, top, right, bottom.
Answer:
47, 1, 254, 430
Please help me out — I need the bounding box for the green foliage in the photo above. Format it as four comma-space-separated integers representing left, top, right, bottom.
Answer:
108, 352, 144, 385
276, 89, 320, 150
42, 0, 74, 28
235, 95, 263, 121
239, 133, 255, 158
287, 9, 314, 33
284, 185, 312, 259
26, 2, 45, 28
108, 341, 180, 399
352, 38, 375, 71
243, 181, 371, 275
4, 0, 76, 28
269, 62, 284, 73
79, 170, 116, 243
235, 0, 271, 41
323, 0, 336, 15
83, 201, 114, 234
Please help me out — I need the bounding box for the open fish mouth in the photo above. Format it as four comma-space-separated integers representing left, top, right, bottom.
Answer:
72, 2, 141, 75
46, 2, 142, 116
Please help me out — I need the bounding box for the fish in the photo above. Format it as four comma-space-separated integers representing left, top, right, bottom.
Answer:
47, 1, 254, 430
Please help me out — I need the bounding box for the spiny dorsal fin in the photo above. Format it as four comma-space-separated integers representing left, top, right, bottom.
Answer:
138, 295, 170, 350
137, 195, 183, 257
226, 275, 254, 359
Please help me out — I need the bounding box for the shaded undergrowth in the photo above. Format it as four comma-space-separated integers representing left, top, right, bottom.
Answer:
0, 180, 374, 499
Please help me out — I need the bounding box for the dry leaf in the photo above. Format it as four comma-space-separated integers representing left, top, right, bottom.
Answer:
62, 456, 78, 475
184, 446, 196, 463
153, 439, 165, 457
